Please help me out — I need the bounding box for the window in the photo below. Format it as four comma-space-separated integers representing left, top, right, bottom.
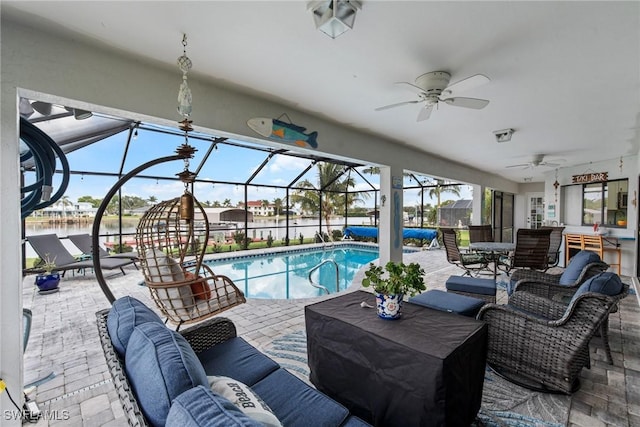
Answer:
582, 179, 628, 227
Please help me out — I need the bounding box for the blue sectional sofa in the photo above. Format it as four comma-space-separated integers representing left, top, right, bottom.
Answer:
96, 296, 370, 427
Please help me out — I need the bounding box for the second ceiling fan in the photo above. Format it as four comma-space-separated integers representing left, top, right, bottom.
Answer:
375, 71, 490, 121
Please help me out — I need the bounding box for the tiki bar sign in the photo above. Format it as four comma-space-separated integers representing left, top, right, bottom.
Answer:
572, 172, 608, 184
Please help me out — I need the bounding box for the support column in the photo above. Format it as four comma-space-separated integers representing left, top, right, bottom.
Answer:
1, 91, 23, 427
471, 184, 485, 225
379, 166, 403, 264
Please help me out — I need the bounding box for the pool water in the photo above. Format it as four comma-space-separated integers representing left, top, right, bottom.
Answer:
204, 246, 380, 299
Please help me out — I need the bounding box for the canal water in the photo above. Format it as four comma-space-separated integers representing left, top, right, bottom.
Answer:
24, 216, 374, 258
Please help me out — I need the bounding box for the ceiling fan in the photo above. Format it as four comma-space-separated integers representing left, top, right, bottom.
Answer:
375, 71, 490, 121
506, 154, 564, 169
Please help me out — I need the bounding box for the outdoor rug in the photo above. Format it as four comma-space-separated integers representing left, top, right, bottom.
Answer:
261, 330, 570, 427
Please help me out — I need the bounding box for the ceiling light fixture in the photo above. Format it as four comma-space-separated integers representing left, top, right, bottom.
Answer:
308, 0, 362, 39
493, 128, 514, 143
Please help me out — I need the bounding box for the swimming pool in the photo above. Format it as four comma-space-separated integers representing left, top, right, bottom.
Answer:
204, 245, 382, 299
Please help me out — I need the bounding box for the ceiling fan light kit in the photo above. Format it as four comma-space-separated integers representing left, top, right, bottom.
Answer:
493, 128, 514, 143
375, 71, 490, 121
308, 0, 362, 39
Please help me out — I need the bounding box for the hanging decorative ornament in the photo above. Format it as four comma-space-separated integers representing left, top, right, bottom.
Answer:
177, 34, 193, 118
553, 169, 560, 204
175, 34, 197, 222
619, 156, 623, 173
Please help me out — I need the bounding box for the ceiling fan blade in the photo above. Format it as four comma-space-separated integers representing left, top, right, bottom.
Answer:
541, 162, 562, 168
416, 104, 433, 122
441, 97, 489, 109
375, 100, 421, 111
505, 163, 531, 169
444, 74, 490, 94
395, 81, 426, 93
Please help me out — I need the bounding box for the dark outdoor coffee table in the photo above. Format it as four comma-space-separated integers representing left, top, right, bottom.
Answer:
305, 290, 487, 427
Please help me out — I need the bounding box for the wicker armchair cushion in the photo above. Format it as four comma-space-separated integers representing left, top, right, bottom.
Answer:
107, 296, 163, 357
166, 385, 263, 427
208, 376, 282, 427
569, 272, 623, 305
125, 322, 209, 427
559, 250, 601, 285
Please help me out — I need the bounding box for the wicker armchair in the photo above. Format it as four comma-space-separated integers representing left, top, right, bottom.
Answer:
478, 279, 628, 394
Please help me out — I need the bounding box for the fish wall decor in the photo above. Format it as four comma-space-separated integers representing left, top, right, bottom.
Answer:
247, 117, 318, 149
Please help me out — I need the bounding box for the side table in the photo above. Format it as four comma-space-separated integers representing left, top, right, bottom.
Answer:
305, 290, 487, 427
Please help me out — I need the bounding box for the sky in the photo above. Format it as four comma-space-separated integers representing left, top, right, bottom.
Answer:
31, 119, 472, 209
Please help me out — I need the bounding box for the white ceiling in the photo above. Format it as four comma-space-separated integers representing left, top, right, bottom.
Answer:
4, 1, 640, 183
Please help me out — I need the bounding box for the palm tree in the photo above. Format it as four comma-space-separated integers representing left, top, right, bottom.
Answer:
261, 199, 270, 216
57, 195, 72, 218
421, 179, 461, 225
273, 198, 283, 216
291, 163, 369, 235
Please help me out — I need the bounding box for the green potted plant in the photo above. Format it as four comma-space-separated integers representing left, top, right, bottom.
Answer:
34, 254, 60, 294
362, 261, 426, 319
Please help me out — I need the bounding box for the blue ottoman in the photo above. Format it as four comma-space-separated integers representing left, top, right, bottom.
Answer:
445, 275, 497, 303
408, 290, 485, 317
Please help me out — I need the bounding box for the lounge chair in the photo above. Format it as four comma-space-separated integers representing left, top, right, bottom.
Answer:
68, 233, 139, 263
27, 233, 134, 276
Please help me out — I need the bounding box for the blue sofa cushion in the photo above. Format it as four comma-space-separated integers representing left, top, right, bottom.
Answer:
569, 272, 624, 305
409, 290, 485, 317
107, 296, 163, 356
125, 322, 209, 427
559, 250, 601, 285
252, 368, 350, 427
166, 385, 263, 427
445, 275, 496, 296
197, 337, 279, 386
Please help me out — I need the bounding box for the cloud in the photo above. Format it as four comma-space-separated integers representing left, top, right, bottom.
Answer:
268, 155, 311, 173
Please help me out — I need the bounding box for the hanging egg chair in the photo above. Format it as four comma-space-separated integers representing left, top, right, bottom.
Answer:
135, 189, 245, 326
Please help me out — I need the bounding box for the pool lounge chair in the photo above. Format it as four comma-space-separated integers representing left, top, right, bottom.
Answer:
68, 233, 139, 264
27, 233, 134, 276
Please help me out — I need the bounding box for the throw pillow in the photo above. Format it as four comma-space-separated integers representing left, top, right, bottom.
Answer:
559, 250, 602, 285
107, 296, 163, 357
166, 385, 263, 427
125, 322, 208, 427
144, 248, 194, 319
185, 271, 212, 301
208, 376, 283, 427
569, 272, 624, 305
